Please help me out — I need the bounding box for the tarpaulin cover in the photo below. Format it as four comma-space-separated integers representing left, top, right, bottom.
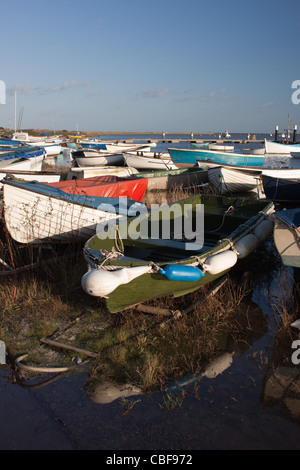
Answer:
47, 175, 148, 202
275, 208, 300, 229
0, 148, 44, 163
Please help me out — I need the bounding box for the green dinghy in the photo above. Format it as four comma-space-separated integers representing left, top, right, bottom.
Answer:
82, 194, 274, 313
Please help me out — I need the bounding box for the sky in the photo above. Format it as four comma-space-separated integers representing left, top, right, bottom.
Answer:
0, 0, 300, 134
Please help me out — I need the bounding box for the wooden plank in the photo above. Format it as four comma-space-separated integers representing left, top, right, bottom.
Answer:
40, 338, 99, 359
135, 304, 172, 316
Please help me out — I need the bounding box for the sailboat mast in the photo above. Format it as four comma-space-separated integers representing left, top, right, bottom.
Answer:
14, 91, 16, 132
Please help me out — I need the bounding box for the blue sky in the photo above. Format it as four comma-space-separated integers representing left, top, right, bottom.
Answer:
1, 0, 299, 133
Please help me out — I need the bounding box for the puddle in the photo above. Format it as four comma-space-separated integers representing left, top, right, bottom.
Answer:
1, 243, 300, 450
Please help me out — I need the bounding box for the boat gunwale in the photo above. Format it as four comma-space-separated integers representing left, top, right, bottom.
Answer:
168, 147, 265, 159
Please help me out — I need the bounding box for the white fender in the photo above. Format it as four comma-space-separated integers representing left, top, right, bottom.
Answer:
203, 250, 238, 275
253, 218, 273, 241
81, 265, 152, 297
235, 219, 274, 259
235, 233, 259, 259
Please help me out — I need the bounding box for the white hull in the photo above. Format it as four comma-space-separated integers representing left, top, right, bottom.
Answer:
75, 153, 124, 167
79, 141, 154, 152
124, 151, 177, 170
208, 144, 234, 151
0, 170, 60, 189
14, 142, 61, 156
67, 166, 138, 180
264, 139, 300, 155
242, 147, 265, 155
43, 144, 62, 157
105, 143, 152, 153
3, 183, 123, 244
3, 154, 44, 172
11, 133, 61, 156
208, 166, 261, 194
207, 164, 300, 195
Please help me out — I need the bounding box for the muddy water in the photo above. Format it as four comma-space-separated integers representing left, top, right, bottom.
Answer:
1, 247, 300, 451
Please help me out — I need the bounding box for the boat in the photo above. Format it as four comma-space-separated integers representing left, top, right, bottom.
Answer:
2, 178, 146, 244
242, 147, 265, 155
11, 132, 61, 145
132, 167, 209, 191
0, 145, 44, 161
0, 138, 27, 148
10, 132, 62, 157
208, 144, 234, 152
0, 147, 45, 171
64, 141, 78, 150
123, 151, 177, 170
11, 132, 48, 146
0, 147, 57, 189
264, 139, 300, 155
105, 143, 155, 153
261, 175, 300, 203
73, 149, 124, 167
67, 166, 138, 180
273, 208, 300, 267
79, 138, 106, 150
80, 140, 155, 152
190, 143, 210, 150
81, 194, 274, 313
206, 164, 300, 195
0, 170, 60, 189
168, 147, 265, 168
207, 166, 263, 195
41, 143, 62, 157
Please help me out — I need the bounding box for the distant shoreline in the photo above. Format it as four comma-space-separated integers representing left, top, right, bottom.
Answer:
0, 128, 270, 137
0, 129, 218, 136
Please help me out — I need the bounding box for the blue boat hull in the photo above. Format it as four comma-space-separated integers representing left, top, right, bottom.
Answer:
168, 148, 265, 167
80, 143, 107, 150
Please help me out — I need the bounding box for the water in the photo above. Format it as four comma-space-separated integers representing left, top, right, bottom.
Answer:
1, 133, 300, 450
1, 246, 300, 450
53, 131, 300, 170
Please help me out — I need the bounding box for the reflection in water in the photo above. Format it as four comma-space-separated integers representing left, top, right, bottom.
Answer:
262, 365, 300, 424
167, 352, 234, 392
87, 381, 142, 405
259, 263, 300, 425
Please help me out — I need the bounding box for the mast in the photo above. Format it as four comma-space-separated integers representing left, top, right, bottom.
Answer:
14, 91, 16, 133
288, 114, 291, 140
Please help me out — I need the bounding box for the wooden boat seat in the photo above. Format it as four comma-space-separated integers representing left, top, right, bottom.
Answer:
121, 234, 224, 265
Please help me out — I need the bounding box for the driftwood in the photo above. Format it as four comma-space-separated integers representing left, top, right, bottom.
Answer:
134, 304, 173, 316
0, 262, 39, 276
0, 251, 78, 277
39, 338, 99, 359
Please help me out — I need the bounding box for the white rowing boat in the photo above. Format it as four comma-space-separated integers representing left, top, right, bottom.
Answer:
2, 178, 145, 244
123, 151, 177, 170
